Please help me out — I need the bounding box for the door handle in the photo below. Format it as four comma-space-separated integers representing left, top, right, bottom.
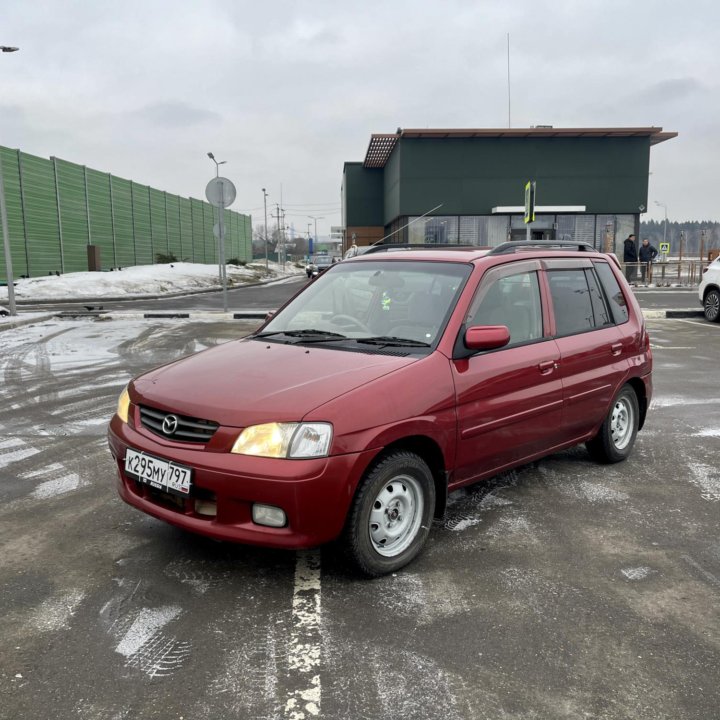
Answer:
538, 360, 557, 374
610, 342, 623, 356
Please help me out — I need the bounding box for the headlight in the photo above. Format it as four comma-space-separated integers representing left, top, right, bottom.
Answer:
117, 387, 130, 423
230, 422, 332, 458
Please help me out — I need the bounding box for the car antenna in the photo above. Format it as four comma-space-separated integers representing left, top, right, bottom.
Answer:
371, 203, 444, 246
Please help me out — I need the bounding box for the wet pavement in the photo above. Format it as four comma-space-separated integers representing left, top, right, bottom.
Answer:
0, 315, 718, 720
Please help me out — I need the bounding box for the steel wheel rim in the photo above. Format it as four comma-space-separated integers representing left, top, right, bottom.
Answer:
610, 396, 634, 450
369, 474, 424, 557
705, 292, 719, 320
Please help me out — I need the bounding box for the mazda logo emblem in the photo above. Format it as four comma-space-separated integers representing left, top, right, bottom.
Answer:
162, 414, 179, 435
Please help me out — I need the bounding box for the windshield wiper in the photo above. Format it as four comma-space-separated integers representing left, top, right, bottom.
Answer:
252, 329, 348, 341
355, 336, 431, 348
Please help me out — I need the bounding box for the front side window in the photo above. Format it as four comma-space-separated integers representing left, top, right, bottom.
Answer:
466, 268, 543, 346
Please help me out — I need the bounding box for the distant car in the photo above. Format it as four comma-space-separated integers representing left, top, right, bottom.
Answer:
699, 256, 720, 322
108, 241, 652, 576
306, 255, 335, 278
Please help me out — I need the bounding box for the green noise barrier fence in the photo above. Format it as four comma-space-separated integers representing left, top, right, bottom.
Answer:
0, 146, 252, 282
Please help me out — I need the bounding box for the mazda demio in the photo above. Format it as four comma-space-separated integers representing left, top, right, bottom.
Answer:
107, 242, 652, 576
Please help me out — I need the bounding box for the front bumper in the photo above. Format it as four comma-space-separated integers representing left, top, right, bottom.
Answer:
107, 416, 375, 549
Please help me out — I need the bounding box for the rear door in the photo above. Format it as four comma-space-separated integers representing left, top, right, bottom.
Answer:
452, 260, 563, 485
543, 259, 628, 441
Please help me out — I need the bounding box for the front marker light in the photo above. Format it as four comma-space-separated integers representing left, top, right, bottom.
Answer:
117, 387, 130, 423
231, 422, 332, 458
288, 423, 332, 458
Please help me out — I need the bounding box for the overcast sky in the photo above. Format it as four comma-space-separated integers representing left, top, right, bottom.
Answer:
2, 0, 719, 236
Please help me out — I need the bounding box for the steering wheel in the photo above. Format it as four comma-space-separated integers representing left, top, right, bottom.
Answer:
330, 314, 370, 333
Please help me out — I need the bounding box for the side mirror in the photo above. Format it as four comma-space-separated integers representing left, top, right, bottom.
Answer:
465, 325, 510, 351
264, 311, 275, 323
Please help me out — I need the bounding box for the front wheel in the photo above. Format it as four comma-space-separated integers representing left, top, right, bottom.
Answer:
586, 385, 640, 464
704, 289, 720, 322
344, 451, 435, 577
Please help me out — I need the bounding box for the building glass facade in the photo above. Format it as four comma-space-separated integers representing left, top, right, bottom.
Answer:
389, 213, 637, 254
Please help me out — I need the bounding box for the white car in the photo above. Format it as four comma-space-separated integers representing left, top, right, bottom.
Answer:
699, 256, 720, 322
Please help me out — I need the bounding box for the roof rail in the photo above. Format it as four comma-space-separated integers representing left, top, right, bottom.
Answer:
487, 241, 596, 256
363, 243, 478, 255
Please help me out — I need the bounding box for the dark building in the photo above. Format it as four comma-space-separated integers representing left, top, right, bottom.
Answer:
342, 127, 676, 253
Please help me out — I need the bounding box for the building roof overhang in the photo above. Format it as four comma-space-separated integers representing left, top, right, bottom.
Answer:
363, 127, 677, 168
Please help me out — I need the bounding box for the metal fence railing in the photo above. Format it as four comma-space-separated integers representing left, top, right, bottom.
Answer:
623, 260, 713, 286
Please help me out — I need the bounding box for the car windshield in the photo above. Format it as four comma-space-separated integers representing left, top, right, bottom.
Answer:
260, 260, 471, 346
314, 256, 333, 266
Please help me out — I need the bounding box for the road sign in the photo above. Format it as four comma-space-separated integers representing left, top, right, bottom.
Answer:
524, 180, 536, 224
659, 242, 670, 253
205, 177, 236, 208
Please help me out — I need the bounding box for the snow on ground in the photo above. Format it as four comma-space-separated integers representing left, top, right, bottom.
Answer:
0, 261, 303, 302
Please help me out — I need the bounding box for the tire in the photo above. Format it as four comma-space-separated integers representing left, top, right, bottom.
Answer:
704, 289, 720, 323
344, 450, 435, 577
586, 385, 640, 464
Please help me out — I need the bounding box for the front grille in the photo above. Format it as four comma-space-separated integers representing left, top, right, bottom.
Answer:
139, 405, 218, 444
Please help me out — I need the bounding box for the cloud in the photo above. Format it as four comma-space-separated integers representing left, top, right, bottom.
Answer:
131, 101, 221, 128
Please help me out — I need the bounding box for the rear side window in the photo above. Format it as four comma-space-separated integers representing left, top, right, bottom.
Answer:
585, 269, 612, 327
547, 269, 595, 336
594, 262, 629, 324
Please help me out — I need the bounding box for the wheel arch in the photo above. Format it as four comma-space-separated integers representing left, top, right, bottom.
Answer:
366, 435, 449, 519
703, 283, 720, 301
626, 377, 648, 430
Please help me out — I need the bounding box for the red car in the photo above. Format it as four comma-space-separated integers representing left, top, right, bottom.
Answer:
108, 242, 652, 576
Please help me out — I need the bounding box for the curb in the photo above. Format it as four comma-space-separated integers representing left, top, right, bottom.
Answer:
0, 313, 56, 333
54, 310, 270, 321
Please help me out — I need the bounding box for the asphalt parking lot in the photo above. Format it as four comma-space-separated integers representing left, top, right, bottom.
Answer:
1, 316, 718, 720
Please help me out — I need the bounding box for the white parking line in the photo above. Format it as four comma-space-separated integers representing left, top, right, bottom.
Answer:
284, 549, 322, 719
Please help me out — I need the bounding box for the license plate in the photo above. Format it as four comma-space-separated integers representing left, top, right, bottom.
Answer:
124, 448, 192, 497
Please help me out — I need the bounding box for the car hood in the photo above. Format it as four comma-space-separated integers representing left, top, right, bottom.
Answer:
131, 337, 419, 428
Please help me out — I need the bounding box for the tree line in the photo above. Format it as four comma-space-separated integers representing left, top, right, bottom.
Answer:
639, 220, 720, 257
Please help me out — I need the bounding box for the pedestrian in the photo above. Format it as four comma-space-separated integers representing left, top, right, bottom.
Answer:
623, 234, 638, 283
638, 238, 658, 285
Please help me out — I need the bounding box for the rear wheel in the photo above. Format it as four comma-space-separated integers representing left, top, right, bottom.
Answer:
704, 289, 720, 322
344, 450, 435, 577
586, 385, 639, 464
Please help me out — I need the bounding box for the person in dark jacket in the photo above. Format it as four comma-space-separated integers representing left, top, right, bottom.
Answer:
623, 234, 638, 283
638, 238, 659, 284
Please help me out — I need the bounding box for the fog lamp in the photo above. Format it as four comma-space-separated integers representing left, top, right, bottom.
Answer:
252, 503, 287, 528
195, 500, 217, 517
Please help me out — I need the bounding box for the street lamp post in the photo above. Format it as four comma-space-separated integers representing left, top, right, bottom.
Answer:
654, 200, 668, 248
207, 152, 228, 311
0, 153, 17, 315
262, 188, 269, 271
1, 45, 18, 315
307, 215, 324, 252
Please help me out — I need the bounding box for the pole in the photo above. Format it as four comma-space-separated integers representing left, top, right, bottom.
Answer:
663, 206, 667, 248
262, 188, 268, 271
0, 152, 17, 315
507, 32, 511, 129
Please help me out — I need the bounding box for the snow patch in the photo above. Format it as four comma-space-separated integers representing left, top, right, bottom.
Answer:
31, 590, 85, 632
621, 566, 652, 581
695, 428, 720, 438
688, 463, 720, 502
31, 473, 84, 499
